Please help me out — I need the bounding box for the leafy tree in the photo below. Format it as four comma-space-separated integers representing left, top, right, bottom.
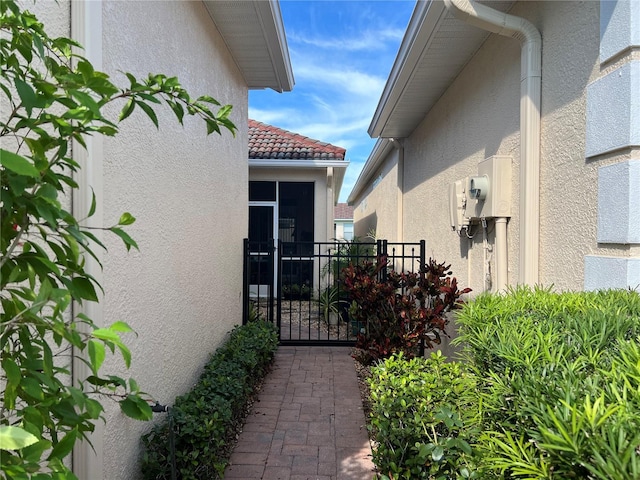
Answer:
0, 1, 236, 478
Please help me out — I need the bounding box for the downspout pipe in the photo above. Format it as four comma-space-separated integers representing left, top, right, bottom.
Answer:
443, 0, 541, 286
495, 217, 508, 292
389, 138, 404, 243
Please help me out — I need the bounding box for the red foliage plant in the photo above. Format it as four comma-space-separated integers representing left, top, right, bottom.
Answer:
342, 255, 471, 364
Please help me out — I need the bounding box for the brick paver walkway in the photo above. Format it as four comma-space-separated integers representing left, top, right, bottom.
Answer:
224, 346, 375, 480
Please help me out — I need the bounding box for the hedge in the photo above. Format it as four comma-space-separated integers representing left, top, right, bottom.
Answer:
140, 320, 278, 479
368, 287, 640, 479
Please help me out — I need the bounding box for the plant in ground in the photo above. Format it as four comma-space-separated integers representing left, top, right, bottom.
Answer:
454, 287, 640, 479
140, 320, 279, 480
368, 352, 478, 479
342, 255, 470, 364
0, 2, 235, 478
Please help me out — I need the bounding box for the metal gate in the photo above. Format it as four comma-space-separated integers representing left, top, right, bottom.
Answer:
243, 239, 425, 345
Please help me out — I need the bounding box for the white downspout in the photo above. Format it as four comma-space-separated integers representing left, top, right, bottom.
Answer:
443, 0, 541, 286
495, 217, 508, 291
327, 166, 334, 241
389, 138, 404, 243
71, 1, 104, 478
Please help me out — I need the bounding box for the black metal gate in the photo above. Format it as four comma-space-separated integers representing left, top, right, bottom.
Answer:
243, 239, 425, 345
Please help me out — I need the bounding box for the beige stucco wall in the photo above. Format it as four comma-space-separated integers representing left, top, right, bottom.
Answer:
352, 148, 400, 241
97, 1, 248, 478
398, 1, 601, 294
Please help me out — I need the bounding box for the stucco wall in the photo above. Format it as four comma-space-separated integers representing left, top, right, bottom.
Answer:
98, 2, 248, 477
401, 1, 601, 293
352, 148, 400, 241
402, 22, 521, 294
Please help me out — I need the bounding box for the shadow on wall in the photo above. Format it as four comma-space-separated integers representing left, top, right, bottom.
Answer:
402, 0, 599, 197
353, 211, 377, 240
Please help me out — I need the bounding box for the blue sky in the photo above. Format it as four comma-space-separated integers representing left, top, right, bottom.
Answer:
248, 0, 415, 203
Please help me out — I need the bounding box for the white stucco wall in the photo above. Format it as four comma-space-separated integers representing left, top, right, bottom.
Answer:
352, 148, 400, 241
97, 2, 248, 478
402, 23, 521, 294
398, 1, 602, 293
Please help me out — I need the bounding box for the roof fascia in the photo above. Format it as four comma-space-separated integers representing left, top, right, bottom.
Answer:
347, 138, 395, 204
253, 1, 294, 92
249, 159, 349, 169
368, 0, 447, 138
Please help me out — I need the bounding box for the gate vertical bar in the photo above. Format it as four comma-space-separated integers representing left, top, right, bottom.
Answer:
242, 238, 249, 325
276, 239, 282, 340
266, 239, 273, 326
419, 239, 426, 356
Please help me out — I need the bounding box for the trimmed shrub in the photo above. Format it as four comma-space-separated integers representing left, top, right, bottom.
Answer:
368, 352, 478, 480
455, 287, 640, 479
367, 287, 640, 479
140, 320, 278, 479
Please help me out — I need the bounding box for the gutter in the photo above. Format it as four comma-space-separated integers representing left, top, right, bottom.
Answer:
443, 0, 542, 286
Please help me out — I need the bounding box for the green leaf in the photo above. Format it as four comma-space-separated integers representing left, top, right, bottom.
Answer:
92, 328, 119, 343
2, 357, 21, 390
110, 227, 139, 251
0, 426, 39, 451
70, 89, 100, 116
432, 445, 444, 462
87, 188, 97, 217
21, 377, 44, 400
109, 320, 133, 333
119, 98, 136, 121
216, 104, 233, 120
137, 100, 159, 128
0, 149, 40, 177
88, 339, 106, 373
205, 118, 220, 135
118, 212, 136, 226
120, 395, 152, 421
48, 429, 77, 460
22, 439, 52, 463
168, 100, 184, 124
70, 277, 98, 302
196, 95, 221, 106
14, 77, 37, 114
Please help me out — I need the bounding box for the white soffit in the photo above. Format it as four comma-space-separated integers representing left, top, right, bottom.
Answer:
203, 0, 294, 92
369, 0, 514, 139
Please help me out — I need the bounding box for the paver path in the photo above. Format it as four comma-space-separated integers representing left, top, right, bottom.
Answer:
224, 346, 375, 480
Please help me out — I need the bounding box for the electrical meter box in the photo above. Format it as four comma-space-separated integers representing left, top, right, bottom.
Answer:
469, 156, 512, 219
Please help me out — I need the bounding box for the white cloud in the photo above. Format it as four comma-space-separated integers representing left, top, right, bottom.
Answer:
288, 27, 405, 52
293, 62, 386, 98
249, 1, 415, 201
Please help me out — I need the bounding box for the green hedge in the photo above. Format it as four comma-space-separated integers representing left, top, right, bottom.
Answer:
140, 320, 279, 480
369, 352, 477, 479
368, 287, 640, 479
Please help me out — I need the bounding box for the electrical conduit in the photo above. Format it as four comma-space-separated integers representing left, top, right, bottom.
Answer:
443, 0, 542, 286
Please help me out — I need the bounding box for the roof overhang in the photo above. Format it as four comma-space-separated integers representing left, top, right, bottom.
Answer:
368, 0, 514, 139
203, 0, 294, 92
249, 159, 349, 204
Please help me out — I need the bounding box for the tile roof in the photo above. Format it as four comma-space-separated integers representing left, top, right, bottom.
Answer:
249, 119, 346, 160
334, 203, 354, 220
